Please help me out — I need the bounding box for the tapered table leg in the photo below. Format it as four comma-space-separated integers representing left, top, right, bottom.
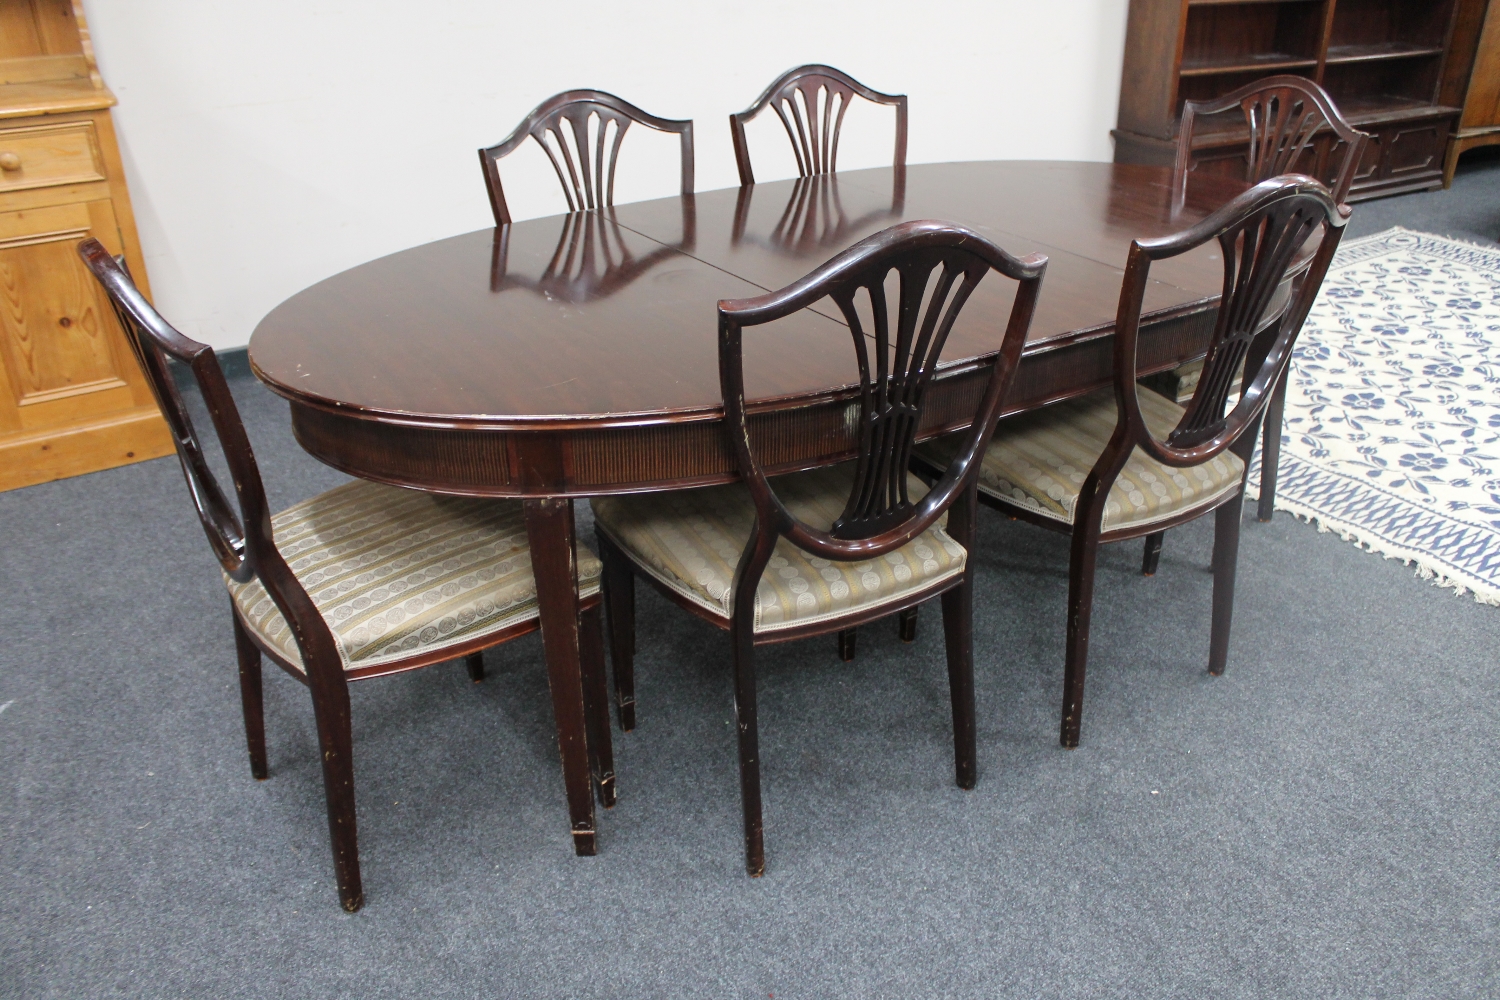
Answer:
524, 497, 598, 857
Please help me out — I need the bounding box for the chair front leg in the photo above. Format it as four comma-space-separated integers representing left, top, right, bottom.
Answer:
579, 604, 616, 809
465, 651, 485, 682
730, 617, 765, 877
307, 667, 362, 912
1209, 496, 1244, 676
230, 604, 268, 781
1258, 368, 1288, 522
599, 534, 638, 731
940, 582, 977, 789
1061, 523, 1104, 749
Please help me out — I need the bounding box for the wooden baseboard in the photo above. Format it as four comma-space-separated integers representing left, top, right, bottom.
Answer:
0, 407, 174, 492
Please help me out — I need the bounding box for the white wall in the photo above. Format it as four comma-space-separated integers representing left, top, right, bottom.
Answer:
85, 1, 1128, 350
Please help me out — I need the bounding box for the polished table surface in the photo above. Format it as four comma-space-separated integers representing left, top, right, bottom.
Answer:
252, 162, 1250, 497
248, 160, 1253, 851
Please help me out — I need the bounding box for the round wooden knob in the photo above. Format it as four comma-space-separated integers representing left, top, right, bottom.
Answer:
0, 152, 21, 171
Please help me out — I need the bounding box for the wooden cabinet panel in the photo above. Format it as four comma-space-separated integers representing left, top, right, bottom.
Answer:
1352, 132, 1383, 181
0, 199, 138, 433
0, 119, 104, 191
1386, 123, 1445, 174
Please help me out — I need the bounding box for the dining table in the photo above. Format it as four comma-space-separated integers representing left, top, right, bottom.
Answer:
248, 159, 1257, 857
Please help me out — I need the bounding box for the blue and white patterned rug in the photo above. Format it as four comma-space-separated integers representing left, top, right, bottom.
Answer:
1247, 227, 1500, 605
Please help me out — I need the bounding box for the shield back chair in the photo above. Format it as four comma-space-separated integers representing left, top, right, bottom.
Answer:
79, 239, 614, 912
479, 89, 694, 227
730, 64, 907, 187
592, 220, 1046, 875
1155, 75, 1369, 559
917, 176, 1348, 749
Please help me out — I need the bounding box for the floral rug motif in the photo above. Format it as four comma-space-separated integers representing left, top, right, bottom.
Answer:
1246, 227, 1500, 605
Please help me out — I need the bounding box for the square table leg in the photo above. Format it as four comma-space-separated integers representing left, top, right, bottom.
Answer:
524, 496, 604, 856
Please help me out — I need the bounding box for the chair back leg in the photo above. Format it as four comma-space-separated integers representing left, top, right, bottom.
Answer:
836, 627, 858, 662
940, 583, 977, 789
1209, 497, 1244, 676
729, 616, 766, 877
465, 651, 486, 682
230, 604, 268, 781
1258, 368, 1289, 522
579, 604, 617, 809
307, 671, 362, 911
1141, 531, 1165, 576
599, 534, 638, 731
898, 605, 919, 642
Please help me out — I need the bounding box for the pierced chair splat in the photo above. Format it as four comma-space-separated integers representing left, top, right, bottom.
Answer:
78, 240, 615, 912
729, 64, 907, 187
479, 89, 695, 226
592, 220, 1046, 876
917, 176, 1348, 749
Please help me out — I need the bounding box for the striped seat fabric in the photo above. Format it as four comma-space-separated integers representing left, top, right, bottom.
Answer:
917, 387, 1245, 532
226, 480, 601, 672
591, 462, 965, 633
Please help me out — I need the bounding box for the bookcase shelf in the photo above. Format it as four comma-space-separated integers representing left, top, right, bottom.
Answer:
1112, 0, 1464, 201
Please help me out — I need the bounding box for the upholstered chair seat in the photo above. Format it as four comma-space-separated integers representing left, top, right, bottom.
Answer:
918, 387, 1244, 533
226, 480, 602, 676
592, 463, 963, 634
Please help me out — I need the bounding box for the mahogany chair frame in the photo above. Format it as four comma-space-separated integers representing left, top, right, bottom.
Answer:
1172, 75, 1370, 528
729, 64, 907, 187
954, 177, 1347, 749
598, 220, 1046, 875
479, 89, 695, 227
78, 239, 615, 912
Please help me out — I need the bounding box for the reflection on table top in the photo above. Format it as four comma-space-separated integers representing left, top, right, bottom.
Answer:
250, 161, 1249, 426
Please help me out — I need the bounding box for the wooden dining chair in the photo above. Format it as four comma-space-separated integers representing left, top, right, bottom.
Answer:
478, 90, 694, 227
730, 65, 907, 186
78, 239, 615, 912
592, 221, 1046, 875
917, 176, 1348, 749
1159, 75, 1370, 547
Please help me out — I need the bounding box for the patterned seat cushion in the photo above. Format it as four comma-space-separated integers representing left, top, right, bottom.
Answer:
590, 463, 965, 633
225, 480, 601, 673
917, 387, 1245, 532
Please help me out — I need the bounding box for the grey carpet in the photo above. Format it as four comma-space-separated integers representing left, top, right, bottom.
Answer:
3, 159, 1499, 999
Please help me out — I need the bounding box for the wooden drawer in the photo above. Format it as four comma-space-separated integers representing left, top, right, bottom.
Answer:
0, 121, 106, 194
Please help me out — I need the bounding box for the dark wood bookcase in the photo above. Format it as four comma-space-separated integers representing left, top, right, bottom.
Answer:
1113, 0, 1464, 200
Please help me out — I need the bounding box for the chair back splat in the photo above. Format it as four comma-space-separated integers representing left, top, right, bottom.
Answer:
76, 239, 338, 672
479, 89, 694, 226
1110, 175, 1349, 485
730, 64, 907, 186
718, 220, 1046, 598
1175, 75, 1370, 204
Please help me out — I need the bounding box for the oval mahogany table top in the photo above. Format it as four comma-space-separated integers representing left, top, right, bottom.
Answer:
250, 160, 1250, 497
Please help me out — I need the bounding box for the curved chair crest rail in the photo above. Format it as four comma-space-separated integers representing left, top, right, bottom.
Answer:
479, 89, 695, 226
729, 64, 907, 186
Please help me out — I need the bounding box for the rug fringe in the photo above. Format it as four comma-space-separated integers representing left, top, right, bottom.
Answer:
1266, 496, 1500, 608
1373, 225, 1500, 257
